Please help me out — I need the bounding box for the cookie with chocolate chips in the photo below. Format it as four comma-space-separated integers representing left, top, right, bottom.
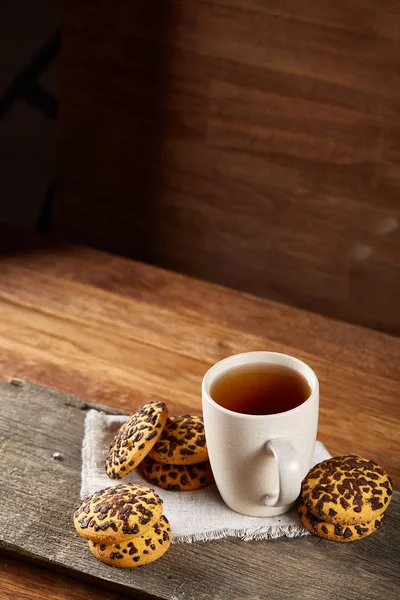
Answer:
88, 514, 172, 567
74, 483, 163, 544
301, 455, 392, 525
149, 415, 208, 465
106, 402, 168, 479
298, 498, 383, 543
140, 456, 214, 491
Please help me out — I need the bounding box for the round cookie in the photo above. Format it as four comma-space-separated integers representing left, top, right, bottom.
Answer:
140, 456, 214, 491
149, 415, 208, 465
298, 498, 383, 543
301, 455, 392, 525
106, 402, 168, 479
74, 483, 163, 544
88, 515, 172, 568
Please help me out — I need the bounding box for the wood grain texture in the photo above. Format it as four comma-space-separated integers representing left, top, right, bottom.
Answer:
0, 240, 399, 486
0, 555, 131, 600
0, 237, 399, 600
56, 0, 400, 334
1, 381, 399, 600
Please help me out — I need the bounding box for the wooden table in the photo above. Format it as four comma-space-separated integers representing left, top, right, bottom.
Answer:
0, 239, 399, 599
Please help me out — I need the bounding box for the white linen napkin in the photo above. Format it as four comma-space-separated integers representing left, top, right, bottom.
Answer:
81, 410, 331, 543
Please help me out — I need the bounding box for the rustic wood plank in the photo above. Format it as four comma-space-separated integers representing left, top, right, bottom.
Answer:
0, 381, 399, 600
0, 554, 131, 600
55, 0, 400, 334
0, 245, 399, 488
2, 252, 400, 381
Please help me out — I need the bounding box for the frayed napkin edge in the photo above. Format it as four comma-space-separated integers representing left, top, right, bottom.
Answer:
173, 523, 308, 544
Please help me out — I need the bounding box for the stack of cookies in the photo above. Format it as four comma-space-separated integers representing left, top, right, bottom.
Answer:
298, 455, 393, 543
105, 402, 214, 492
74, 483, 172, 567
74, 402, 214, 567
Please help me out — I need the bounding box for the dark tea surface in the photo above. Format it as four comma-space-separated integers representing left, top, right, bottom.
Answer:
210, 363, 311, 415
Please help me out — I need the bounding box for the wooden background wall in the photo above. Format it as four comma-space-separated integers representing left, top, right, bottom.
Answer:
56, 0, 400, 335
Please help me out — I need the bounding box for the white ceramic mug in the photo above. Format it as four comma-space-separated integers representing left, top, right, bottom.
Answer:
202, 352, 319, 517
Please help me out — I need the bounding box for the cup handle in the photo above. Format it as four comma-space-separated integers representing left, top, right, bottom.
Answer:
263, 438, 302, 507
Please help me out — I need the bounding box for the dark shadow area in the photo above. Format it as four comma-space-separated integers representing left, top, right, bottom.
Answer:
0, 2, 60, 231
0, 30, 60, 120
55, 0, 174, 265
0, 223, 64, 257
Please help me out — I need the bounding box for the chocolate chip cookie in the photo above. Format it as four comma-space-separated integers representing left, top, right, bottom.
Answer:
74, 483, 163, 544
301, 455, 392, 525
140, 456, 214, 491
106, 402, 168, 479
88, 515, 172, 567
298, 497, 383, 542
149, 415, 208, 465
